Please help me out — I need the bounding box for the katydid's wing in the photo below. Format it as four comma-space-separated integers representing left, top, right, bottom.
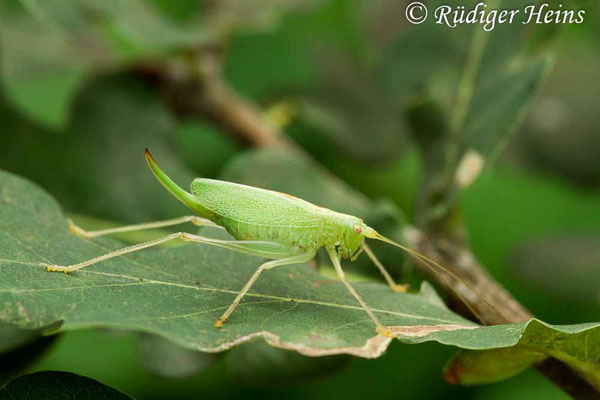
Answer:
190, 179, 321, 228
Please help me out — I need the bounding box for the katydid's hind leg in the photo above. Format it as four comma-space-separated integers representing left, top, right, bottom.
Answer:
326, 247, 394, 338
362, 242, 409, 293
214, 252, 314, 328
42, 232, 186, 273
68, 215, 223, 239
42, 232, 292, 273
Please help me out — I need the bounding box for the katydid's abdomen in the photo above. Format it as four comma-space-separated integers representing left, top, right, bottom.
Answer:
190, 179, 327, 251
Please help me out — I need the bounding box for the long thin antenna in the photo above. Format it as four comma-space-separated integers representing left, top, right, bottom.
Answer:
372, 232, 509, 325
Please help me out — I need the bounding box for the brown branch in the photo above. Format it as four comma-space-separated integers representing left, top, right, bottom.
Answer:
134, 50, 294, 149
133, 53, 599, 400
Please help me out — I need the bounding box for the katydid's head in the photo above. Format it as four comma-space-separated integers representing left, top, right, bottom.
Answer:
359, 224, 406, 249
339, 217, 398, 259
344, 219, 408, 257
337, 216, 369, 259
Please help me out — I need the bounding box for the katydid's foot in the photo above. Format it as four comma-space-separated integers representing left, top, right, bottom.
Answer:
376, 326, 395, 338
42, 263, 71, 273
213, 318, 225, 328
68, 219, 90, 238
392, 283, 409, 293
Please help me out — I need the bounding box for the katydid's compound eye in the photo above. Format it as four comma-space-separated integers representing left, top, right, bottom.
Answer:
353, 225, 362, 234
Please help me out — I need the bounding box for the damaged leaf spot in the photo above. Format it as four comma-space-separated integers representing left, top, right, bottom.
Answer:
390, 324, 478, 338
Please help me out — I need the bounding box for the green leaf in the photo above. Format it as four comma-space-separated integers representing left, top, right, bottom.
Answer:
446, 319, 600, 387
1, 168, 599, 386
0, 169, 469, 359
460, 57, 553, 162
444, 347, 547, 386
0, 370, 134, 399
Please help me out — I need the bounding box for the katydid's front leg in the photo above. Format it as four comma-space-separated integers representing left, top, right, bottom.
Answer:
214, 251, 315, 328
42, 231, 295, 273
326, 247, 394, 338
362, 242, 409, 293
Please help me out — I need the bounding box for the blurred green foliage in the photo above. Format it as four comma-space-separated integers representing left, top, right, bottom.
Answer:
1, 0, 599, 398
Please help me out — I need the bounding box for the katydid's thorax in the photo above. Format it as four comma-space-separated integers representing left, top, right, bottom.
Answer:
188, 179, 365, 257
319, 209, 365, 259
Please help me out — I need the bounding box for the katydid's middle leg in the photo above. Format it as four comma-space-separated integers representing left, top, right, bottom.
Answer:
214, 251, 314, 328
362, 242, 409, 293
326, 247, 394, 338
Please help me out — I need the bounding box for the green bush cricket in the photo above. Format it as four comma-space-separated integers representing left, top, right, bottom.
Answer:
42, 149, 494, 337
